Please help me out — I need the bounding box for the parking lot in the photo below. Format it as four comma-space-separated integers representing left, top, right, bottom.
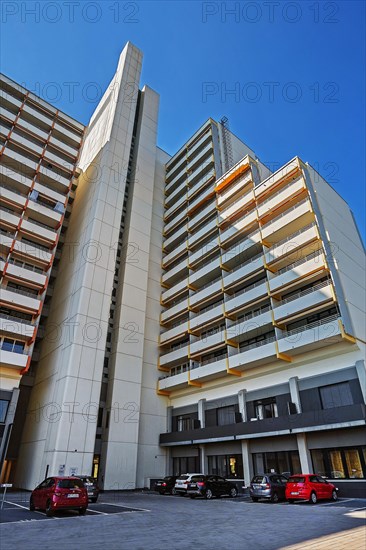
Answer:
1, 491, 365, 549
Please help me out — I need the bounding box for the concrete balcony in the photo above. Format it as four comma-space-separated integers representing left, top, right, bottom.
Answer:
165, 179, 187, 208
163, 224, 187, 251
161, 278, 188, 304
27, 199, 62, 229
33, 182, 66, 204
0, 164, 33, 193
13, 238, 52, 264
188, 202, 216, 232
219, 190, 255, 223
190, 330, 225, 356
189, 279, 222, 309
1, 147, 38, 177
0, 90, 22, 112
0, 231, 14, 251
257, 176, 307, 219
38, 165, 70, 192
3, 127, 44, 157
229, 338, 277, 372
188, 217, 217, 249
1, 208, 20, 229
220, 209, 258, 245
48, 134, 79, 158
261, 199, 313, 241
225, 281, 268, 314
44, 150, 74, 174
53, 121, 82, 147
15, 116, 49, 143
1, 260, 46, 287
160, 343, 190, 367
162, 257, 188, 286
160, 321, 189, 345
0, 348, 29, 370
187, 181, 215, 215
0, 105, 18, 125
278, 315, 342, 356
161, 297, 189, 324
265, 223, 319, 266
190, 356, 228, 383
227, 309, 272, 342
186, 129, 212, 161
0, 186, 27, 209
221, 230, 261, 267
223, 254, 264, 290
269, 251, 327, 293
255, 158, 301, 200
187, 163, 215, 196
189, 256, 222, 288
164, 192, 187, 220
189, 237, 220, 267
158, 371, 189, 392
217, 171, 253, 208
164, 207, 187, 235
0, 314, 35, 339
165, 164, 186, 194
162, 240, 187, 268
215, 156, 251, 193
21, 218, 57, 244
1, 287, 41, 313
273, 281, 334, 322
21, 103, 53, 129
186, 142, 212, 174
190, 302, 224, 332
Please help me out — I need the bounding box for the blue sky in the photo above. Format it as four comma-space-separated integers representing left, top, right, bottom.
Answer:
1, 1, 365, 239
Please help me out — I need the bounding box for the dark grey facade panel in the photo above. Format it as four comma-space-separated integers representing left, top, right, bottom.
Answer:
245, 384, 290, 401
307, 427, 366, 449
250, 435, 298, 453
298, 366, 357, 391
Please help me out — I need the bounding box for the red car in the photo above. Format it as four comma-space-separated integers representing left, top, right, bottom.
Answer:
286, 474, 338, 504
30, 476, 88, 516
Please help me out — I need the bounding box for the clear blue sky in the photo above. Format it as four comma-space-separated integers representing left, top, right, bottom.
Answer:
1, 0, 365, 239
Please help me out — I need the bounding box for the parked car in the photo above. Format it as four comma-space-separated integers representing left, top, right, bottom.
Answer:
174, 473, 204, 496
286, 474, 338, 504
187, 475, 238, 499
155, 476, 178, 495
30, 476, 88, 516
249, 474, 288, 502
77, 476, 100, 503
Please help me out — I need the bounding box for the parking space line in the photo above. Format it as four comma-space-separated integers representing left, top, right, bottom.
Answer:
101, 503, 150, 512
320, 498, 354, 506
86, 509, 108, 515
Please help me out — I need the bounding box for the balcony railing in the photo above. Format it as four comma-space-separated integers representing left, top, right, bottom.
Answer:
0, 312, 34, 325
266, 222, 316, 252
276, 250, 324, 275
201, 353, 227, 366
222, 227, 260, 254
236, 304, 271, 323
278, 279, 331, 306
239, 335, 276, 352
279, 314, 340, 338
261, 198, 309, 228
258, 177, 303, 206
232, 278, 267, 298
3, 285, 40, 299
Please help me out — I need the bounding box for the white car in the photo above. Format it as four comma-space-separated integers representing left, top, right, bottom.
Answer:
174, 473, 204, 496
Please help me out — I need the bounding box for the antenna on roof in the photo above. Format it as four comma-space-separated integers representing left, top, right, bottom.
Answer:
220, 116, 234, 173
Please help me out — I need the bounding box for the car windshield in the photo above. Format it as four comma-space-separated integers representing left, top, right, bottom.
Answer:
289, 476, 305, 483
177, 475, 189, 480
57, 479, 84, 489
252, 476, 266, 484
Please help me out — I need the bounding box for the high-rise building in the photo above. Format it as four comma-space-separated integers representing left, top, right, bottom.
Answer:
1, 42, 365, 496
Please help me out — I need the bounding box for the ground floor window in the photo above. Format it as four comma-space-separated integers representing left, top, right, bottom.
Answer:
208, 454, 243, 479
252, 451, 300, 476
311, 447, 366, 479
173, 456, 199, 475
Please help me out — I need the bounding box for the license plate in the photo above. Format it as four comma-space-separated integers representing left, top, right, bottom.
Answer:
189, 484, 197, 489
67, 494, 79, 498
291, 492, 299, 495
156, 483, 161, 486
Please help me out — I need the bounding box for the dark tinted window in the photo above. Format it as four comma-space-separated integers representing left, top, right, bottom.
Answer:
190, 475, 205, 482
289, 476, 305, 483
320, 383, 353, 409
309, 476, 318, 483
176, 475, 189, 480
252, 476, 266, 484
57, 479, 84, 489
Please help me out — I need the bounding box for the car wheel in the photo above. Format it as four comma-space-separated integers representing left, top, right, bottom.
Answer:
171, 487, 177, 496
230, 487, 238, 498
251, 497, 259, 502
205, 489, 213, 500
288, 500, 295, 504
91, 498, 97, 503
29, 497, 35, 511
45, 500, 53, 517
79, 508, 87, 515
178, 492, 185, 497
331, 490, 338, 501
271, 492, 279, 503
310, 492, 317, 504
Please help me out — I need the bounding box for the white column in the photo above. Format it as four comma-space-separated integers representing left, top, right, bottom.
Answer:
238, 389, 247, 421
289, 377, 302, 413
198, 399, 206, 428
241, 440, 252, 488
297, 433, 312, 472
356, 360, 366, 403
167, 406, 173, 432
199, 445, 207, 473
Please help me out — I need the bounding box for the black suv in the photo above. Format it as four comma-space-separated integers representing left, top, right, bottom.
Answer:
77, 476, 100, 503
155, 476, 178, 495
187, 475, 238, 499
249, 474, 288, 503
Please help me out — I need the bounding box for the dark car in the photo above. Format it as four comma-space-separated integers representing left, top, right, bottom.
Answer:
187, 475, 238, 499
78, 476, 100, 503
30, 476, 88, 516
155, 476, 178, 495
249, 474, 288, 503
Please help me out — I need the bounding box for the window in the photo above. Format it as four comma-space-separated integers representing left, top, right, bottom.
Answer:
319, 382, 353, 409
311, 447, 366, 479
177, 415, 195, 431
252, 451, 301, 476
208, 454, 243, 478
217, 406, 236, 426
172, 456, 199, 475
1, 339, 25, 354
0, 400, 9, 423
254, 398, 278, 420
